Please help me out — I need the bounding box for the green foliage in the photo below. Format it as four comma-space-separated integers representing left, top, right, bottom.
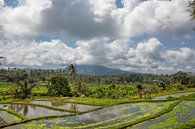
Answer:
189, 0, 195, 19
174, 118, 195, 129
172, 71, 191, 85
159, 82, 167, 90
0, 82, 17, 96
47, 76, 71, 97
88, 84, 136, 99
71, 82, 91, 97
32, 86, 48, 96
173, 84, 185, 91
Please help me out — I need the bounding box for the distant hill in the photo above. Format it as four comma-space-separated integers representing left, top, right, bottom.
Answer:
12, 65, 130, 75
74, 65, 129, 75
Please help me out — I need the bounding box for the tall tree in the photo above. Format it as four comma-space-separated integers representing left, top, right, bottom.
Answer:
172, 71, 190, 85
0, 57, 6, 66
48, 76, 71, 96
67, 64, 76, 76
189, 0, 195, 19
12, 73, 37, 99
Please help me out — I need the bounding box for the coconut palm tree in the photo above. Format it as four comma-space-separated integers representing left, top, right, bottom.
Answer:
189, 0, 195, 19
67, 64, 76, 76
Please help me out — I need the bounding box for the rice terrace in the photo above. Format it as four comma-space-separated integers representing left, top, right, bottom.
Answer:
0, 67, 195, 129
0, 0, 195, 129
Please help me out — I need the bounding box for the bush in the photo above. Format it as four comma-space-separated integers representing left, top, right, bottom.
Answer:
71, 82, 91, 97
174, 84, 185, 90
47, 76, 71, 97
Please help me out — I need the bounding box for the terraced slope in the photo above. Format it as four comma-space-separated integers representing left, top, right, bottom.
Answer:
3, 101, 175, 129
0, 92, 194, 129
0, 111, 21, 124
130, 101, 195, 129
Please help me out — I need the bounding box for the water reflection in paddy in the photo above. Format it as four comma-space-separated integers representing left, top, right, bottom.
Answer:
0, 104, 70, 119
130, 101, 195, 129
31, 101, 98, 112
0, 111, 20, 124
152, 92, 194, 100
5, 101, 174, 129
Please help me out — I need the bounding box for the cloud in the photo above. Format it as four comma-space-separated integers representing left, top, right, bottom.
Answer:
0, 0, 4, 7
1, 37, 194, 73
0, 0, 194, 73
0, 0, 193, 40
0, 40, 76, 67
0, 0, 51, 39
39, 0, 121, 39
122, 0, 193, 37
163, 47, 195, 62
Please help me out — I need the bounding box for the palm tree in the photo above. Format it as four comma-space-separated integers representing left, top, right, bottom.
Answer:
189, 0, 195, 19
0, 56, 6, 66
67, 64, 76, 76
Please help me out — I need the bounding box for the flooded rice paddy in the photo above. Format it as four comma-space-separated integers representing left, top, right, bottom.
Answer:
31, 101, 98, 112
4, 101, 175, 129
1, 92, 194, 129
0, 111, 20, 124
152, 92, 194, 100
0, 104, 70, 119
130, 101, 195, 129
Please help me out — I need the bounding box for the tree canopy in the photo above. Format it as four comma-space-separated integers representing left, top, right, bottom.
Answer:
189, 0, 195, 19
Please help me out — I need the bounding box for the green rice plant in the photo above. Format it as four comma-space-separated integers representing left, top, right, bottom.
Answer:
131, 101, 195, 129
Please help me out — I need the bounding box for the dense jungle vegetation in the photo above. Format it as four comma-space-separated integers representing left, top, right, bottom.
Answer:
0, 64, 194, 100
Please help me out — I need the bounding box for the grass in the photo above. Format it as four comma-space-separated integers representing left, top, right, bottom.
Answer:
73, 102, 174, 129
104, 99, 183, 129
130, 101, 195, 129
0, 113, 77, 128
174, 118, 195, 129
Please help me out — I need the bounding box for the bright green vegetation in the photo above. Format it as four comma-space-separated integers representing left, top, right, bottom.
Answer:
0, 101, 178, 129
0, 94, 194, 129
0, 67, 195, 129
130, 101, 195, 129
32, 86, 48, 96
174, 118, 195, 129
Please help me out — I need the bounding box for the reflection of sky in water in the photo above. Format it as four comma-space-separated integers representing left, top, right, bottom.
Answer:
131, 101, 195, 129
33, 102, 170, 128
152, 92, 194, 100
3, 102, 177, 129
31, 101, 98, 112
0, 104, 69, 119
0, 111, 20, 124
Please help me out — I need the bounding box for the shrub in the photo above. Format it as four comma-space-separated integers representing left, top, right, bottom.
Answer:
47, 76, 71, 97
174, 84, 185, 90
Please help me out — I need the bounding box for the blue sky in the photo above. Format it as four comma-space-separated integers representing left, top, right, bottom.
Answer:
0, 0, 195, 73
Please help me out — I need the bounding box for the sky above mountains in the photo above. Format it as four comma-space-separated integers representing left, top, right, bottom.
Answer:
0, 0, 195, 73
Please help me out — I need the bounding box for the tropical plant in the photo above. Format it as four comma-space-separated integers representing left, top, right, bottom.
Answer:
47, 76, 71, 96
189, 0, 195, 19
11, 73, 37, 99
